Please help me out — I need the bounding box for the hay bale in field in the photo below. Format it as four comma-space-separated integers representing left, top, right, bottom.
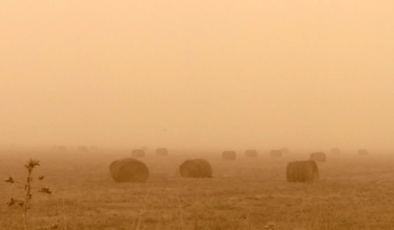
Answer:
132, 149, 145, 158
222, 151, 236, 160
109, 158, 149, 183
156, 148, 168, 156
331, 148, 340, 154
270, 150, 282, 157
179, 159, 212, 178
358, 149, 368, 155
286, 160, 319, 183
310, 152, 326, 162
78, 145, 89, 152
245, 149, 258, 158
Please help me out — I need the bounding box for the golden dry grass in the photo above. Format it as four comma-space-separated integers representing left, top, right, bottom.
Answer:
1, 148, 394, 229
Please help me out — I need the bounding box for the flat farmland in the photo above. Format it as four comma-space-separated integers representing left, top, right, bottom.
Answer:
1, 148, 394, 230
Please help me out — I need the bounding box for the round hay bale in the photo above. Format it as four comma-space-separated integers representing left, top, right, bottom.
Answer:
310, 152, 326, 162
270, 150, 282, 157
286, 162, 295, 182
109, 158, 149, 183
132, 149, 145, 158
331, 148, 340, 154
245, 149, 258, 158
222, 151, 236, 160
286, 160, 319, 183
156, 148, 168, 156
358, 149, 368, 155
179, 159, 212, 178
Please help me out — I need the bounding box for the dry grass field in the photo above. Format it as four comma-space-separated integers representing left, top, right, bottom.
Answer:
1, 148, 394, 230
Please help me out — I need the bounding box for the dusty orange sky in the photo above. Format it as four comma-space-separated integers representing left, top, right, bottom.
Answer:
1, 1, 394, 150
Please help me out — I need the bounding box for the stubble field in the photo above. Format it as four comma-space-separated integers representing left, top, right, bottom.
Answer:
1, 148, 394, 230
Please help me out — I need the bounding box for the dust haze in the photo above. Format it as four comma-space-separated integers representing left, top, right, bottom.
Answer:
1, 1, 394, 151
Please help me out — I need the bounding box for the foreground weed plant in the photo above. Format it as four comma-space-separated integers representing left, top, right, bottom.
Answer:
5, 159, 55, 230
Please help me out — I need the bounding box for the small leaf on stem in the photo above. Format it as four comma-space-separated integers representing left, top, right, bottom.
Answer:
39, 187, 52, 194
5, 176, 15, 184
